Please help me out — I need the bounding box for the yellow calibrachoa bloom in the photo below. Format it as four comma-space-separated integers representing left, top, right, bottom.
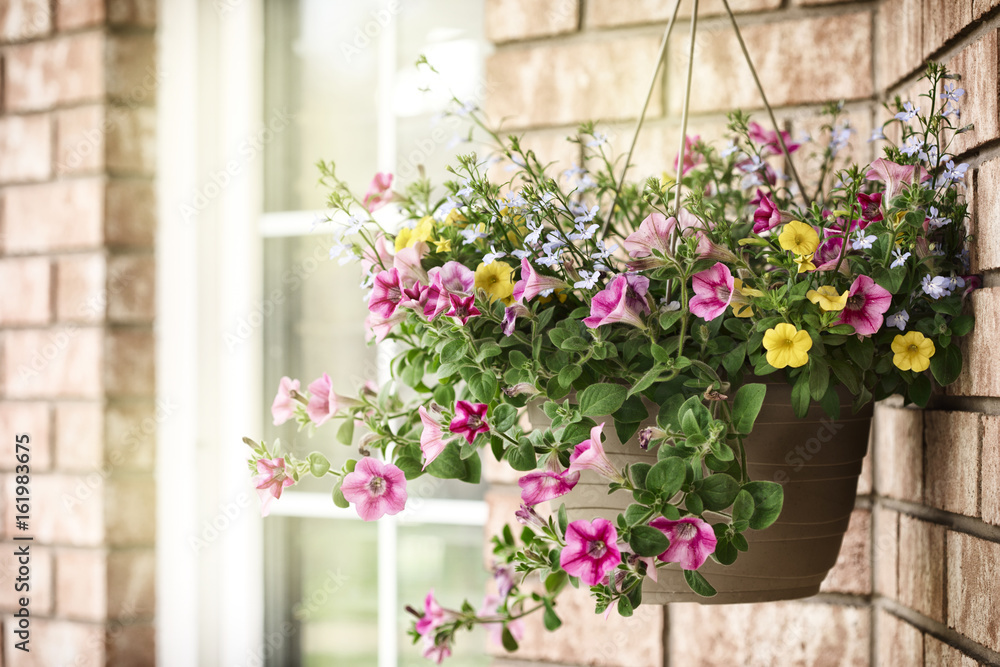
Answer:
806, 285, 849, 312
442, 209, 467, 227
794, 253, 816, 273
891, 331, 935, 372
659, 171, 676, 192
434, 238, 452, 253
395, 216, 436, 251
731, 278, 764, 318
474, 261, 515, 305
763, 323, 813, 369
778, 220, 819, 256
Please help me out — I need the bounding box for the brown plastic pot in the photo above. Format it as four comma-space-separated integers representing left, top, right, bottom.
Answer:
531, 377, 873, 604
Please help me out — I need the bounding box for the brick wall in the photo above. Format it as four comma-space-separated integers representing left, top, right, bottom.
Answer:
484, 1, 1000, 665
0, 0, 156, 664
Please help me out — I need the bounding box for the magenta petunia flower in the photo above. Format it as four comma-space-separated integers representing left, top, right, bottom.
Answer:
834, 274, 892, 336
271, 376, 300, 426
649, 517, 717, 570
583, 273, 651, 329
688, 262, 734, 321
424, 261, 475, 319
518, 464, 581, 506
512, 258, 570, 302
363, 172, 393, 212
305, 373, 359, 426
748, 121, 800, 155
559, 518, 622, 586
253, 457, 296, 517
675, 134, 704, 175
752, 191, 788, 233
368, 268, 405, 319
856, 192, 884, 224
445, 293, 481, 325
623, 212, 676, 260
340, 457, 408, 521
415, 589, 450, 636
812, 235, 848, 272
448, 400, 489, 444
419, 406, 450, 469
568, 422, 623, 483
865, 158, 929, 200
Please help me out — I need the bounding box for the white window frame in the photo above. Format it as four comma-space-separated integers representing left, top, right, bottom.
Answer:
157, 2, 487, 665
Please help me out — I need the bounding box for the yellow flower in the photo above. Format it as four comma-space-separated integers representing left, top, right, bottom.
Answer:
778, 220, 819, 256
475, 261, 515, 305
891, 331, 935, 372
731, 278, 764, 318
763, 323, 813, 369
442, 209, 467, 227
434, 238, 452, 253
660, 172, 676, 192
806, 285, 849, 312
394, 216, 436, 252
794, 253, 816, 273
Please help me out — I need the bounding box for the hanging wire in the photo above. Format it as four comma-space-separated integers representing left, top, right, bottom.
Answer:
672, 0, 699, 219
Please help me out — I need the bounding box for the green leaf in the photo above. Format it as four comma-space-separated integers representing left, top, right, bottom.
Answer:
476, 341, 503, 362
468, 371, 498, 403
629, 525, 670, 557
829, 359, 862, 394
558, 364, 583, 388
542, 601, 562, 630
559, 336, 591, 352
645, 458, 686, 497
742, 481, 784, 530
616, 595, 634, 617
659, 309, 683, 330
698, 474, 741, 511
732, 489, 755, 523
845, 336, 874, 370
501, 627, 519, 652
614, 419, 640, 446
624, 503, 651, 526
809, 358, 830, 402
721, 342, 747, 378
714, 537, 738, 565
508, 349, 530, 369
491, 403, 518, 433
731, 383, 767, 434
909, 373, 932, 407
791, 372, 810, 418
683, 570, 717, 597
506, 437, 537, 471
307, 452, 331, 477
332, 483, 349, 509
650, 343, 672, 365
578, 383, 628, 417
930, 343, 963, 386
337, 419, 355, 446
950, 314, 975, 337
426, 441, 468, 479
628, 363, 664, 397
440, 339, 468, 363
614, 396, 649, 423
629, 462, 651, 489
393, 455, 424, 479
685, 492, 704, 515
557, 503, 568, 535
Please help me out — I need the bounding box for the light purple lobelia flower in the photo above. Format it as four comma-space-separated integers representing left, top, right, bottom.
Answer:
834, 274, 892, 336
559, 518, 622, 586
340, 457, 408, 521
649, 516, 717, 570
583, 273, 651, 329
253, 457, 295, 517
448, 400, 489, 445
271, 376, 300, 426
688, 262, 734, 321
567, 422, 624, 483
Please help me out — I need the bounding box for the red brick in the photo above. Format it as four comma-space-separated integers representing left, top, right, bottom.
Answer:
877, 0, 923, 91
0, 0, 51, 42
947, 30, 1000, 156
105, 180, 155, 247
3, 32, 104, 111
924, 411, 980, 516
820, 508, 871, 595
898, 516, 946, 623
0, 402, 51, 472
0, 114, 51, 183
983, 416, 1000, 527
55, 105, 156, 176
2, 327, 103, 399
106, 254, 155, 323
975, 0, 1000, 20
107, 0, 157, 27
2, 179, 105, 253
3, 617, 105, 665
670, 602, 870, 666
951, 288, 1000, 398
873, 403, 923, 502
973, 157, 1000, 272
106, 105, 156, 174
0, 545, 53, 614
104, 329, 154, 397
486, 0, 578, 43
586, 0, 781, 27
55, 548, 108, 620
873, 506, 899, 599
105, 475, 155, 546
0, 257, 52, 325
924, 635, 980, 667
56, 0, 106, 30
54, 402, 104, 470
55, 105, 106, 175
4, 473, 105, 545
106, 34, 157, 104
485, 36, 663, 129
667, 13, 872, 114
922, 0, 973, 59
876, 610, 923, 666
947, 531, 1000, 653
55, 253, 107, 323
105, 402, 156, 470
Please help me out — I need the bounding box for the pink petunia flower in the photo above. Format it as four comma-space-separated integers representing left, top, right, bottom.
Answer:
361, 232, 394, 278
364, 308, 408, 343
623, 212, 676, 260
340, 457, 408, 521
856, 192, 884, 224
415, 589, 451, 637
421, 636, 452, 665
419, 406, 451, 469
512, 258, 570, 302
305, 373, 359, 426
688, 262, 734, 321
424, 261, 475, 320
253, 457, 296, 517
559, 518, 622, 586
812, 235, 849, 272
518, 461, 581, 506
834, 274, 892, 336
393, 241, 429, 286
865, 158, 929, 201
479, 594, 525, 648
363, 172, 394, 212
368, 268, 406, 319
445, 293, 481, 325
649, 517, 717, 570
752, 191, 789, 233
271, 376, 300, 426
448, 400, 489, 444
583, 273, 651, 329
567, 422, 624, 483
501, 302, 531, 337
748, 121, 800, 156
675, 134, 704, 176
